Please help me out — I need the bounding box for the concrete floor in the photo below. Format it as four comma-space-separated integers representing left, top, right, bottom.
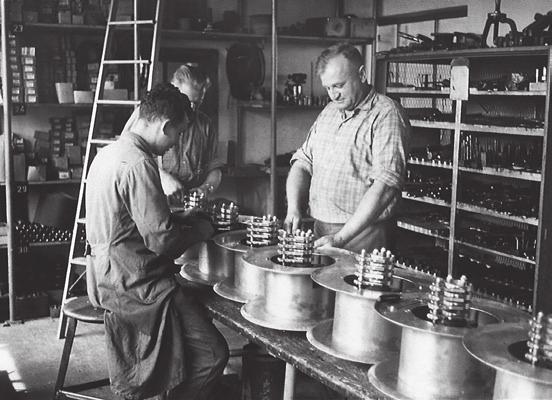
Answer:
0, 316, 342, 400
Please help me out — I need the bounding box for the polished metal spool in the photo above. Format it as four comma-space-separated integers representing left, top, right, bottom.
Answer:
210, 201, 239, 231
307, 248, 423, 364
464, 320, 552, 400
369, 288, 529, 400
213, 229, 267, 303
241, 246, 337, 331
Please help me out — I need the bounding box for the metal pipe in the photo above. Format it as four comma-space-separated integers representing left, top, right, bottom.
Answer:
270, 0, 277, 216
283, 363, 296, 400
1, 0, 16, 322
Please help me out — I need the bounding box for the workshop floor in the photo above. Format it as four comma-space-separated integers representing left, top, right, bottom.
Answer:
0, 317, 342, 400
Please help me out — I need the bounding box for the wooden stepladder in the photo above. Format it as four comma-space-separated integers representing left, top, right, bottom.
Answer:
57, 0, 164, 338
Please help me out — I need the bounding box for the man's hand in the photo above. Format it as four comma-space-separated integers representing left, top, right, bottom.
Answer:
284, 210, 302, 233
160, 170, 186, 198
314, 234, 345, 249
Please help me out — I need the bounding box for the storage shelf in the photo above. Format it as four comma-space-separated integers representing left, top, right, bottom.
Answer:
0, 241, 71, 249
408, 159, 452, 169
0, 180, 81, 186
396, 219, 449, 240
459, 166, 541, 181
409, 120, 455, 130
460, 123, 544, 136
455, 240, 535, 265
161, 28, 372, 45
238, 101, 324, 111
401, 192, 451, 207
376, 45, 550, 62
21, 22, 106, 33
387, 87, 546, 97
456, 202, 538, 226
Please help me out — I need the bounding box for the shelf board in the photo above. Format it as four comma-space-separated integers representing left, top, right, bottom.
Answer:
408, 159, 452, 169
21, 22, 106, 33
161, 28, 371, 45
459, 166, 541, 181
0, 241, 71, 249
455, 239, 535, 264
456, 202, 538, 226
0, 179, 81, 186
238, 101, 324, 110
377, 45, 550, 62
460, 123, 544, 136
27, 102, 93, 108
396, 219, 449, 240
409, 120, 455, 130
401, 192, 451, 207
387, 87, 546, 97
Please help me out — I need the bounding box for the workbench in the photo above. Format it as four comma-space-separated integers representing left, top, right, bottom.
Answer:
198, 291, 391, 400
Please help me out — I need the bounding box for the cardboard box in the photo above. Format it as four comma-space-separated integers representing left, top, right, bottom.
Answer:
104, 89, 128, 100
27, 165, 47, 181
349, 18, 376, 39
55, 82, 74, 103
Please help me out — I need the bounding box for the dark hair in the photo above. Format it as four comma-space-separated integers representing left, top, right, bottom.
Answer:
139, 83, 192, 124
315, 43, 363, 76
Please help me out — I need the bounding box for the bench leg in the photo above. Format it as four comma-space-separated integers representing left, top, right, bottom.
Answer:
283, 363, 296, 400
53, 317, 77, 400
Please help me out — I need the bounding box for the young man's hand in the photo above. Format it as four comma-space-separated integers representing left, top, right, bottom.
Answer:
160, 169, 186, 197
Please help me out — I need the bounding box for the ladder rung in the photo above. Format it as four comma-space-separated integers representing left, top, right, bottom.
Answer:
90, 138, 117, 145
71, 257, 87, 266
108, 20, 155, 26
77, 218, 86, 224
103, 60, 151, 65
97, 100, 140, 106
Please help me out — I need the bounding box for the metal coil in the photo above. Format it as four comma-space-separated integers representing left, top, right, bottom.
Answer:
427, 275, 472, 325
353, 248, 395, 289
210, 201, 239, 231
526, 312, 552, 366
277, 229, 314, 266
246, 215, 280, 247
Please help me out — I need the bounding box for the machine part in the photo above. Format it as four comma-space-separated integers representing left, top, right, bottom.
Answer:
211, 201, 239, 231
307, 251, 423, 364
186, 190, 207, 210
369, 292, 528, 400
180, 237, 235, 286
526, 312, 552, 366
277, 229, 314, 266
481, 0, 517, 47
213, 229, 267, 303
246, 215, 280, 247
241, 246, 336, 331
464, 321, 552, 399
353, 248, 395, 289
427, 275, 472, 326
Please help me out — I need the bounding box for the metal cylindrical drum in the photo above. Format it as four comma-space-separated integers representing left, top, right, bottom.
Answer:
234, 255, 266, 301
263, 270, 333, 321
331, 292, 400, 361
397, 324, 493, 399
198, 239, 234, 280
494, 370, 552, 399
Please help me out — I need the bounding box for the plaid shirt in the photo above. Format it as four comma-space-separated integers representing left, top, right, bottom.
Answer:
162, 110, 223, 188
291, 88, 410, 223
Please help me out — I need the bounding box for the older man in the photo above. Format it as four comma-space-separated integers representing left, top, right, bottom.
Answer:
285, 43, 410, 253
86, 83, 228, 399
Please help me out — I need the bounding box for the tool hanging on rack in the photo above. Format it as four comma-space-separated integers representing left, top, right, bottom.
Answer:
57, 0, 164, 338
481, 0, 518, 47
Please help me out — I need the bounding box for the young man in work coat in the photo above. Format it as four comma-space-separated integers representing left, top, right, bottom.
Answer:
285, 43, 410, 253
85, 83, 229, 399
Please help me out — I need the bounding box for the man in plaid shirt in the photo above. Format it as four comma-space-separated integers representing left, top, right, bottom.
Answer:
285, 43, 410, 252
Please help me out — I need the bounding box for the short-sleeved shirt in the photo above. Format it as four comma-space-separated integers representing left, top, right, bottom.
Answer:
162, 110, 223, 188
291, 88, 410, 224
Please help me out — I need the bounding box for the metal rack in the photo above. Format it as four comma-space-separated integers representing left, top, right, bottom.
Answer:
377, 45, 552, 313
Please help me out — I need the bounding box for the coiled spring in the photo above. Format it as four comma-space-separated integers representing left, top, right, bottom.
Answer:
354, 248, 395, 289
210, 201, 239, 231
525, 312, 552, 366
247, 215, 280, 247
277, 229, 314, 266
427, 275, 472, 325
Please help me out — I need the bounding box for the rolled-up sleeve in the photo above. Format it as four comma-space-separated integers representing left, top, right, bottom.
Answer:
369, 106, 410, 190
290, 122, 317, 175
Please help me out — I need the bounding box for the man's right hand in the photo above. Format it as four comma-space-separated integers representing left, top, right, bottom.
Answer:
284, 209, 302, 233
